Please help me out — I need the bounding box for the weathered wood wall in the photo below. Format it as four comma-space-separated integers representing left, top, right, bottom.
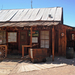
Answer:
55, 24, 73, 56
0, 24, 73, 56
67, 29, 75, 52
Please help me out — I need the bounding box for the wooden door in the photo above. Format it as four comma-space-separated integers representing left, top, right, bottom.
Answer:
19, 31, 27, 55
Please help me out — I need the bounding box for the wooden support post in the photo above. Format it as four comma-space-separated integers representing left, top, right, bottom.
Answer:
64, 28, 66, 55
30, 26, 32, 45
58, 25, 61, 55
52, 26, 54, 61
5, 45, 7, 58
22, 46, 24, 58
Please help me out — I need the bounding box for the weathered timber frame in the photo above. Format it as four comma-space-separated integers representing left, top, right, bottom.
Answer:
0, 45, 7, 58
22, 26, 33, 58
22, 26, 55, 61
52, 26, 54, 61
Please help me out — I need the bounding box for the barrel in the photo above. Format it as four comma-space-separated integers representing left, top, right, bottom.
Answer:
66, 47, 74, 59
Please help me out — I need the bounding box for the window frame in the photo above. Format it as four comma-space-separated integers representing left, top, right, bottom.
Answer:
40, 30, 50, 48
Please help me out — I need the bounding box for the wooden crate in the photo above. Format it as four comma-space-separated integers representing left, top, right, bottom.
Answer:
29, 48, 48, 62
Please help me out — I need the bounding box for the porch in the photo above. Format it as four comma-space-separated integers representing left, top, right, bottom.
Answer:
0, 22, 57, 61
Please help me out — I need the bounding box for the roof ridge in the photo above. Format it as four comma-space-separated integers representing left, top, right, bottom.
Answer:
0, 7, 62, 11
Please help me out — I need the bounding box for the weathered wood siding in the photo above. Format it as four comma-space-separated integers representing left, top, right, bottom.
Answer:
56, 24, 73, 56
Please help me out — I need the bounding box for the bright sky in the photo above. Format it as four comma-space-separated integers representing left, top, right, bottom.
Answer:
0, 0, 75, 27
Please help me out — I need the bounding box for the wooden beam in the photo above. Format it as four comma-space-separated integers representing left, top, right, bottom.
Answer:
52, 26, 54, 61
22, 46, 24, 58
30, 26, 32, 45
5, 45, 7, 58
64, 28, 67, 55
58, 25, 61, 55
0, 45, 7, 58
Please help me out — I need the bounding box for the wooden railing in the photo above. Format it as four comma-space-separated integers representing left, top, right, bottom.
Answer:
0, 45, 7, 58
22, 44, 38, 58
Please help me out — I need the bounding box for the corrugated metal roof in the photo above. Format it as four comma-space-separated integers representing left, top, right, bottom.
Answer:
0, 7, 62, 22
0, 22, 59, 27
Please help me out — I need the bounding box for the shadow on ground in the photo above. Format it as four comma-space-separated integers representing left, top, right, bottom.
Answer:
1, 56, 75, 66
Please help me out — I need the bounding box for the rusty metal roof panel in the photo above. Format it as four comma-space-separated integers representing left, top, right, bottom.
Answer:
0, 10, 9, 21
0, 10, 18, 22
11, 9, 24, 21
21, 9, 34, 21
28, 8, 40, 21
16, 9, 29, 21
47, 7, 57, 21
54, 7, 62, 21
0, 7, 62, 22
41, 8, 51, 20
34, 8, 45, 21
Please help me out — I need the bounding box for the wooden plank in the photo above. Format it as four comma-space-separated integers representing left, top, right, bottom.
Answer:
58, 25, 61, 55
64, 28, 67, 55
22, 45, 24, 58
52, 26, 54, 61
61, 26, 65, 56
5, 45, 7, 57
22, 45, 32, 47
30, 26, 32, 45
0, 45, 7, 58
18, 31, 20, 53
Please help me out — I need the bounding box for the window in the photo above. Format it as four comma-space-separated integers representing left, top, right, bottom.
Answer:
72, 34, 74, 40
32, 37, 38, 43
40, 31, 49, 48
8, 32, 17, 42
0, 31, 6, 44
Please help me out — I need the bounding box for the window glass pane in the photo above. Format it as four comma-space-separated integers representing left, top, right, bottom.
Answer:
41, 31, 44, 35
44, 35, 49, 39
41, 40, 44, 45
41, 35, 44, 39
41, 40, 45, 48
0, 31, 6, 44
3, 39, 6, 44
45, 45, 49, 48
32, 37, 38, 43
72, 34, 74, 40
40, 31, 49, 48
44, 31, 49, 36
8, 32, 17, 42
44, 40, 49, 44
41, 45, 44, 48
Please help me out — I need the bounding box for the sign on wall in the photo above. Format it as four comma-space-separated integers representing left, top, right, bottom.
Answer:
8, 32, 17, 42
29, 31, 39, 36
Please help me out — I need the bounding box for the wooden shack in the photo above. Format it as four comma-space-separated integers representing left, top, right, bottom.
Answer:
0, 7, 73, 60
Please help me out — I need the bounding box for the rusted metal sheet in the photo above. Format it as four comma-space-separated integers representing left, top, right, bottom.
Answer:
0, 7, 62, 22
41, 8, 51, 20
22, 9, 34, 21
54, 8, 62, 21
0, 10, 18, 22
47, 7, 57, 21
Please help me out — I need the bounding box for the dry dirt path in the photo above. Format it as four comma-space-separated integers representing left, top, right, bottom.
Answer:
0, 56, 75, 75
10, 65, 75, 75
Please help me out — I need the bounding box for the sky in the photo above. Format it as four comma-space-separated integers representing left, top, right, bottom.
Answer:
0, 0, 75, 27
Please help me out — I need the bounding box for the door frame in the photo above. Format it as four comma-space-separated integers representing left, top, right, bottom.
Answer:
18, 30, 27, 54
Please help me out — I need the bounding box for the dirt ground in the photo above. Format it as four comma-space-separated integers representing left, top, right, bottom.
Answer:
0, 56, 75, 75
10, 65, 75, 75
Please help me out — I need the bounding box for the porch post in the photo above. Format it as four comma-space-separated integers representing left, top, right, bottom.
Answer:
22, 45, 24, 58
5, 45, 7, 58
30, 26, 32, 45
52, 26, 54, 61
